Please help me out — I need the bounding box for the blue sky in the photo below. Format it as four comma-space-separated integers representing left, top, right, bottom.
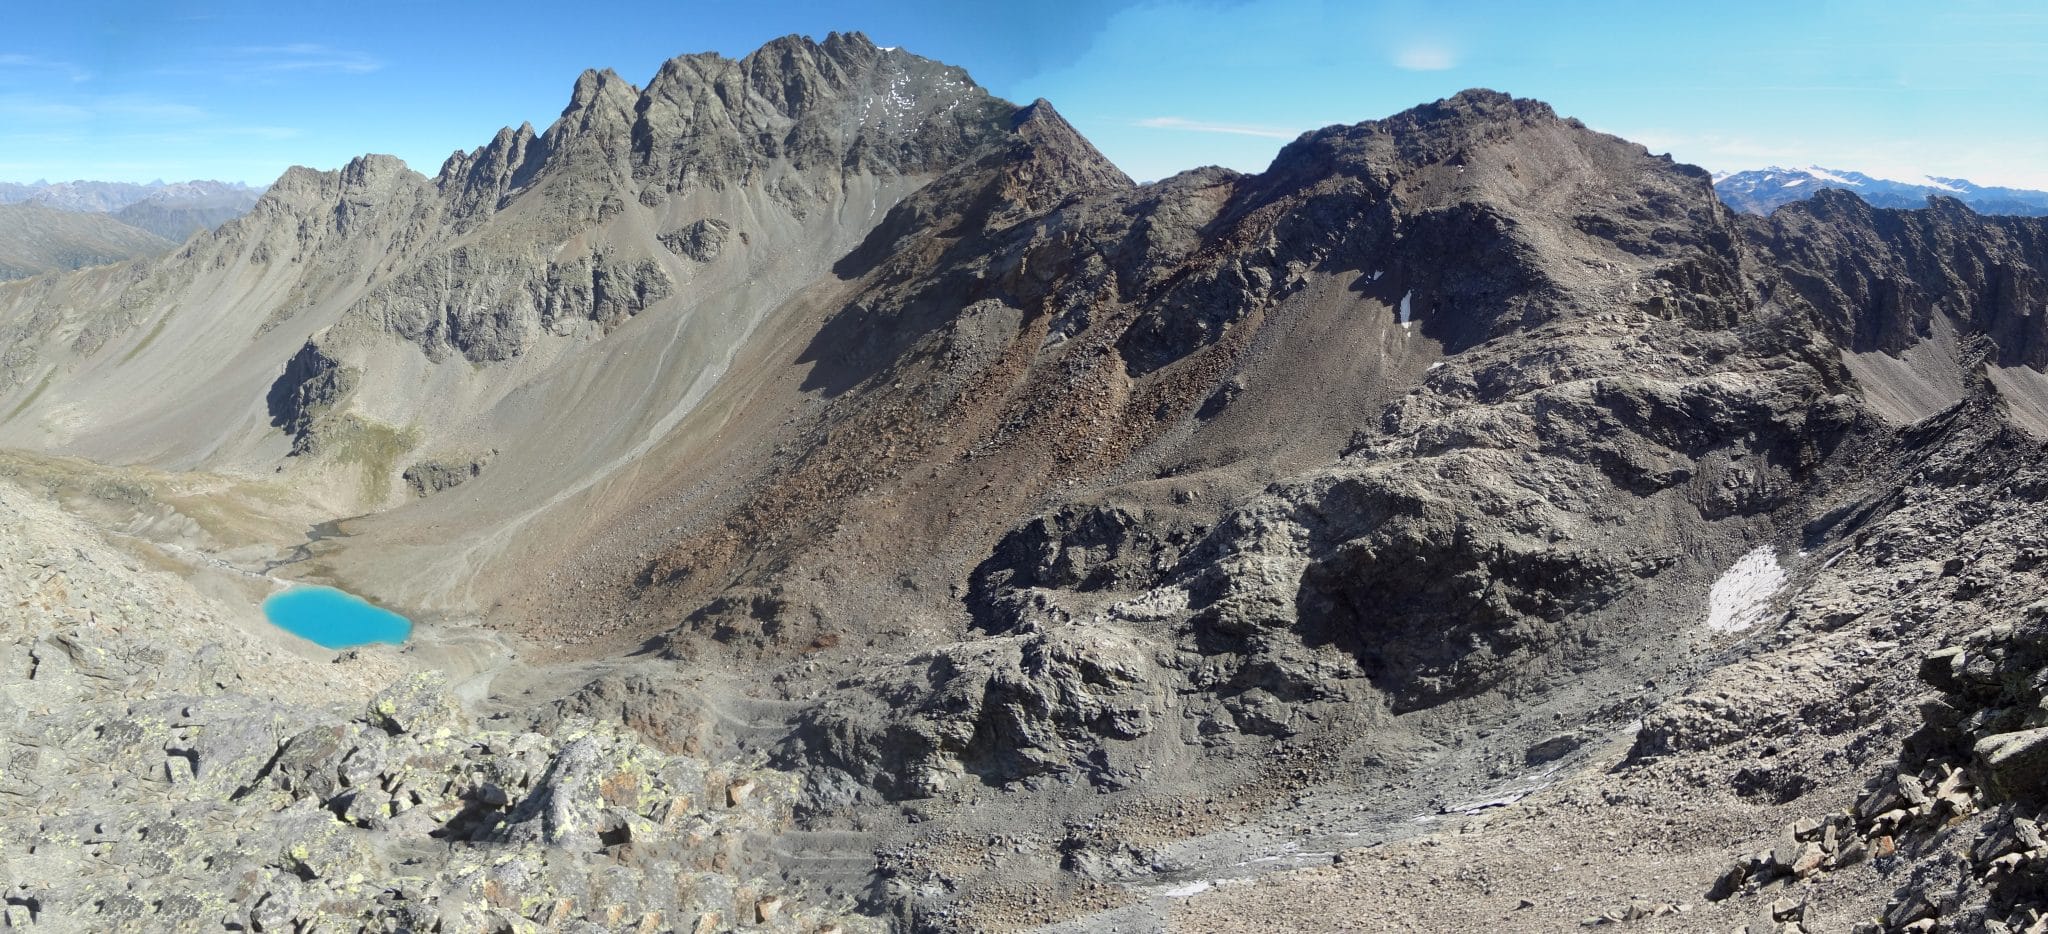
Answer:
3, 0, 2044, 188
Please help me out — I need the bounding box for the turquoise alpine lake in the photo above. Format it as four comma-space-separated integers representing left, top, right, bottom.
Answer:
261, 585, 413, 649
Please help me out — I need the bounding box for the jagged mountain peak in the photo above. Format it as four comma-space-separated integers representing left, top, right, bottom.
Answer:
339, 152, 420, 185
635, 30, 990, 128
1260, 88, 1636, 194
1009, 97, 1088, 151
1005, 97, 1133, 191
439, 33, 1015, 213
234, 153, 422, 234
745, 29, 884, 71
546, 68, 640, 159
1285, 88, 1558, 150
1246, 87, 1725, 266
262, 152, 421, 197
1393, 86, 1560, 127
568, 65, 631, 94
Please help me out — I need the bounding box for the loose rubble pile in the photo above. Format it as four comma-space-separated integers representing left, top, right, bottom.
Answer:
1846, 598, 2048, 934
1638, 406, 2048, 934
0, 482, 855, 932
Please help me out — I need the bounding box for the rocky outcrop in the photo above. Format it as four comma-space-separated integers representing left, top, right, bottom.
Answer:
785, 626, 1165, 800
660, 218, 733, 262
402, 450, 494, 496
266, 337, 358, 454
1596, 400, 2048, 932
347, 240, 679, 364
966, 503, 1184, 632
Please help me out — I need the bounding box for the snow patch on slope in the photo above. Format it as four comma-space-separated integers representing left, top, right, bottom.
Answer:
1706, 547, 1785, 633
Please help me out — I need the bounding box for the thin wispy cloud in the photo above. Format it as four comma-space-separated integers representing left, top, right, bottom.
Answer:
1136, 116, 1298, 139
0, 94, 208, 124
156, 44, 385, 81
0, 132, 86, 148
1392, 43, 1456, 71
96, 98, 210, 121
0, 53, 91, 83
233, 44, 383, 75
1628, 85, 1976, 94
219, 126, 303, 140
0, 98, 93, 121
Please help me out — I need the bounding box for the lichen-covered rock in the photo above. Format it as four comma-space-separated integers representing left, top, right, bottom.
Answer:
265, 337, 357, 453
402, 449, 493, 496
367, 670, 467, 738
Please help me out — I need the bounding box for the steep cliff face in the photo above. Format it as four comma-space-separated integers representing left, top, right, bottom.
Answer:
1754, 189, 2048, 369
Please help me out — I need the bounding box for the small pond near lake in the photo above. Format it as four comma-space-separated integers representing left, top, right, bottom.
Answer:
261, 585, 412, 649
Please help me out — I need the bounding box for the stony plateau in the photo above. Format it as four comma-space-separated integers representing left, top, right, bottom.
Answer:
4, 30, 2048, 934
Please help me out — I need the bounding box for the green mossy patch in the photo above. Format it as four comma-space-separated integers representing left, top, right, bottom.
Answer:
320, 415, 421, 503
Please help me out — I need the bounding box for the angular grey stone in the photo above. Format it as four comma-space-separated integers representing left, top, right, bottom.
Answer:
366, 672, 466, 738
1979, 728, 2048, 801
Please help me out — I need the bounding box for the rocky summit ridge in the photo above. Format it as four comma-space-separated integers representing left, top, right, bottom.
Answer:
4, 32, 2048, 934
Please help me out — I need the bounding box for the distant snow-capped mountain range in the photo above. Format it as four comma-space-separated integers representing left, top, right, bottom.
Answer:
0, 179, 268, 280
0, 179, 262, 214
1713, 166, 2048, 216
